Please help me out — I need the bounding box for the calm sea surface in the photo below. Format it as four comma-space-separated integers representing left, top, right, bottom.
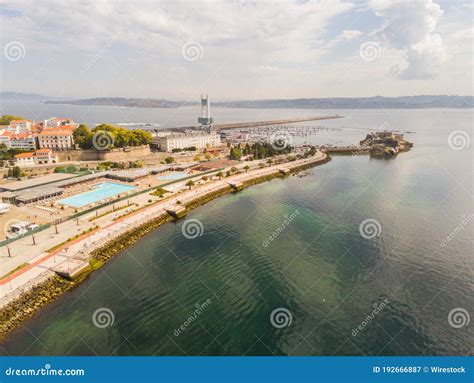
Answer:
0, 105, 472, 355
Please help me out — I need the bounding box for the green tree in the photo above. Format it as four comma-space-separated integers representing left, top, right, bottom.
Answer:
0, 115, 24, 125
216, 171, 223, 180
164, 156, 175, 164
8, 166, 22, 178
89, 124, 152, 149
229, 147, 242, 160
65, 165, 77, 173
73, 124, 93, 149
243, 143, 251, 156
185, 180, 195, 190
244, 165, 250, 172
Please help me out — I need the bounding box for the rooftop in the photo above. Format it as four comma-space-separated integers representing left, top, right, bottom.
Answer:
0, 173, 76, 192
38, 130, 73, 136
14, 152, 35, 159
14, 186, 63, 203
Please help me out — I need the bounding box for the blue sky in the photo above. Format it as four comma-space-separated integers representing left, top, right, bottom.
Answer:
0, 0, 472, 100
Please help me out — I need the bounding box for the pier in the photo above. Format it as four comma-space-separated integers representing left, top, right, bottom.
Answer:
228, 181, 244, 191
164, 204, 187, 219
323, 146, 370, 154
213, 115, 343, 131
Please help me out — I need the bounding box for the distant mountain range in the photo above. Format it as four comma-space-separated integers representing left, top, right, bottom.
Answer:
44, 97, 194, 108
2, 93, 473, 109
213, 95, 474, 109
0, 92, 53, 101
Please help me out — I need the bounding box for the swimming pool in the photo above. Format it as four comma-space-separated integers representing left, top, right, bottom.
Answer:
58, 182, 136, 208
157, 172, 188, 181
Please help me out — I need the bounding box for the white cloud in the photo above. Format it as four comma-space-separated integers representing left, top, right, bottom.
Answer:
341, 30, 364, 40
0, 0, 470, 98
369, 0, 449, 79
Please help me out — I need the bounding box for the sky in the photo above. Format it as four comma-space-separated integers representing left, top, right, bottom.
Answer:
0, 0, 472, 100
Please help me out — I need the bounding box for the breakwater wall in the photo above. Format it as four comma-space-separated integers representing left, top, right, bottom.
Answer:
214, 115, 343, 130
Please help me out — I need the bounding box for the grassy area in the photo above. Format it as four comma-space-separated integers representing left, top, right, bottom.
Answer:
150, 187, 169, 198
1, 263, 28, 279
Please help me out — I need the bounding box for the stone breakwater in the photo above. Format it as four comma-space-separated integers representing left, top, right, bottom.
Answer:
0, 153, 329, 341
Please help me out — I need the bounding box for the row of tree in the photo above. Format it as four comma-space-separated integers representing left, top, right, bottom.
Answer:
0, 114, 24, 125
230, 142, 293, 160
73, 124, 153, 150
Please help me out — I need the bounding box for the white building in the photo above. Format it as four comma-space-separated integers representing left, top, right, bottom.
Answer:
0, 131, 37, 150
35, 148, 59, 164
43, 117, 78, 129
155, 132, 221, 152
9, 133, 37, 150
14, 149, 59, 166
9, 119, 33, 133
37, 129, 74, 150
14, 152, 36, 166
0, 131, 11, 147
0, 203, 11, 214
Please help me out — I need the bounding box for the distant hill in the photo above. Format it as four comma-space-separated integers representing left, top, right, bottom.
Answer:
45, 97, 193, 108
214, 95, 474, 109
0, 92, 53, 101
5, 93, 473, 109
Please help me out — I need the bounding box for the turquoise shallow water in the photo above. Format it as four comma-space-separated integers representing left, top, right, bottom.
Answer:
58, 182, 135, 208
1, 109, 472, 356
157, 172, 188, 181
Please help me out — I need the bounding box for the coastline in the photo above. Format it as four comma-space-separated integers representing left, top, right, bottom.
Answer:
0, 153, 330, 342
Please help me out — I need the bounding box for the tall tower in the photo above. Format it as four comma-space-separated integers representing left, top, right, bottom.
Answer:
198, 94, 213, 126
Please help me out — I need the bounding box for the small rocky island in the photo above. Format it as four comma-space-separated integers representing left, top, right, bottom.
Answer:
360, 131, 413, 158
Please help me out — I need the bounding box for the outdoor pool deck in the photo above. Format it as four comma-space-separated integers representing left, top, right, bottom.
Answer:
58, 182, 136, 208
157, 172, 189, 181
